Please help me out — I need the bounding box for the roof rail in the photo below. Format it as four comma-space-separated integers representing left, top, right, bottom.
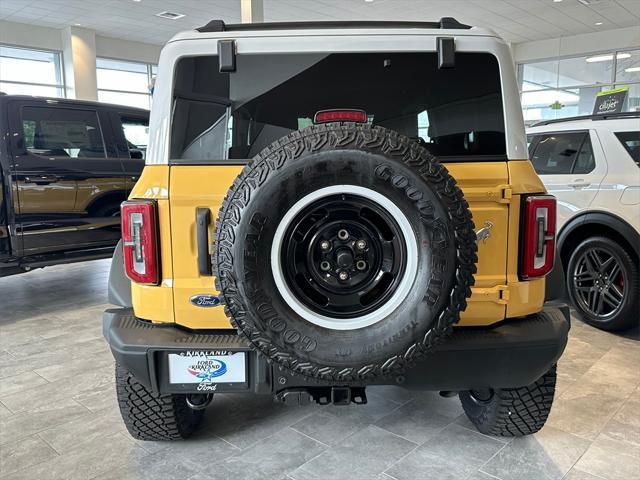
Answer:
531, 111, 640, 127
196, 18, 471, 33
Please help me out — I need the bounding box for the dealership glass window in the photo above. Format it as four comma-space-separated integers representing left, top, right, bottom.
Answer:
0, 45, 64, 97
519, 60, 559, 91
615, 49, 640, 83
518, 50, 640, 125
557, 55, 614, 87
97, 58, 155, 109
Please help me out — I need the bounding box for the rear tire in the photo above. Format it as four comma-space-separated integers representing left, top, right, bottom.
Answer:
115, 364, 203, 440
566, 236, 639, 331
459, 365, 557, 436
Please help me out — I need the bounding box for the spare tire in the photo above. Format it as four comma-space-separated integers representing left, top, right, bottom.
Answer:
214, 123, 477, 382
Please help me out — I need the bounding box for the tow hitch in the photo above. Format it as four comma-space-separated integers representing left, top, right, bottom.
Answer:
275, 386, 367, 406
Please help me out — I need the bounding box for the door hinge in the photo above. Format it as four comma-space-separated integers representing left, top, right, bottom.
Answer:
498, 185, 513, 203
469, 285, 510, 304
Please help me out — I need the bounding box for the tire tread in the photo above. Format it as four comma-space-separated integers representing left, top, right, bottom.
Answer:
460, 365, 557, 436
115, 364, 202, 440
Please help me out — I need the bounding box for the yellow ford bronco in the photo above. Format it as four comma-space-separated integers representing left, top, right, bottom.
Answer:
104, 18, 570, 440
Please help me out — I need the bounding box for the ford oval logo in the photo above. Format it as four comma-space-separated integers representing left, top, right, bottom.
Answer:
190, 294, 221, 308
188, 358, 227, 380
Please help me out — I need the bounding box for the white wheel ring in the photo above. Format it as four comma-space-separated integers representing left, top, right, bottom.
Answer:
270, 185, 418, 331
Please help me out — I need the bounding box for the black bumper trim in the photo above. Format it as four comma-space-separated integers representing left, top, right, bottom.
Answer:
103, 304, 570, 393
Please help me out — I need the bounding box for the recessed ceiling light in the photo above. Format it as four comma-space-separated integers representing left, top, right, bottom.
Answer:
595, 21, 603, 25
553, 0, 563, 3
586, 52, 631, 63
155, 11, 185, 20
625, 67, 640, 73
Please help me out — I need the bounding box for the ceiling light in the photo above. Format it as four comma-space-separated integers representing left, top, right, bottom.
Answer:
553, 0, 563, 3
595, 21, 603, 25
586, 53, 631, 63
155, 11, 185, 20
625, 67, 640, 73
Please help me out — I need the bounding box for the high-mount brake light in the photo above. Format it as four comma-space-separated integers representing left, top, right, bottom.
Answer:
314, 109, 368, 124
121, 200, 159, 285
521, 195, 556, 279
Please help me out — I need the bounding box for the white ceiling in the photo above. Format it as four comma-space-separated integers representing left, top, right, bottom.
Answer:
0, 0, 638, 45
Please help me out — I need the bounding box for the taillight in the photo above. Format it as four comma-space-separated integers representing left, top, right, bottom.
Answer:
121, 200, 159, 285
521, 195, 556, 280
314, 109, 368, 124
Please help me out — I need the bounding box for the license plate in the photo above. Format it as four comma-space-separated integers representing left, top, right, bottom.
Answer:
168, 351, 246, 384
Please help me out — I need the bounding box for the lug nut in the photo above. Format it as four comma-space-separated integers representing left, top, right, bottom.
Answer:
356, 239, 367, 250
320, 261, 331, 271
338, 229, 349, 241
320, 240, 331, 251
356, 260, 367, 271
339, 271, 349, 281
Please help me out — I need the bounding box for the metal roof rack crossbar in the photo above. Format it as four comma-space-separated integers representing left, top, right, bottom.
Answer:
531, 111, 640, 127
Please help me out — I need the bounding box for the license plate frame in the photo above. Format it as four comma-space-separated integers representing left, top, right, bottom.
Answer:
161, 350, 249, 393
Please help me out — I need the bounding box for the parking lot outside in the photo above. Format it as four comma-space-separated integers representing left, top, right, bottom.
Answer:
1, 259, 638, 480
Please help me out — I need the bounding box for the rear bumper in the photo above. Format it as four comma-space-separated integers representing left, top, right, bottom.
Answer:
103, 304, 570, 394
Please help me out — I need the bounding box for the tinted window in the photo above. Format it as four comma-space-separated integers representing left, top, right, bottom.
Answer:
171, 52, 506, 162
615, 131, 640, 167
530, 132, 587, 175
573, 135, 595, 174
21, 107, 105, 158
120, 115, 149, 159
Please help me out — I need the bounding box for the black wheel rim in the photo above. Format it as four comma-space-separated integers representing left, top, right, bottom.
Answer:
280, 193, 407, 319
573, 247, 626, 319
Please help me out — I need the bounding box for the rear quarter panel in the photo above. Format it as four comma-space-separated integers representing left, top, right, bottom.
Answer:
132, 159, 548, 328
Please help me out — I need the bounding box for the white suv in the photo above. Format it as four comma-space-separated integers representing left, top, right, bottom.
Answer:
528, 113, 639, 331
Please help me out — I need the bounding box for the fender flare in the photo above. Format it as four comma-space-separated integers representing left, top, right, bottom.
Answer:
108, 240, 132, 307
557, 211, 640, 261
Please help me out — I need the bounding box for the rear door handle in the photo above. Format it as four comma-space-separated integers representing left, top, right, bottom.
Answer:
196, 208, 212, 276
24, 175, 58, 185
569, 179, 590, 189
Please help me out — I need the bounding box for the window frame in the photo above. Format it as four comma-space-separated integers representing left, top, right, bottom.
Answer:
0, 44, 66, 97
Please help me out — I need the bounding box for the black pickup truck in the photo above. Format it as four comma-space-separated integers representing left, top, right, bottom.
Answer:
0, 95, 148, 277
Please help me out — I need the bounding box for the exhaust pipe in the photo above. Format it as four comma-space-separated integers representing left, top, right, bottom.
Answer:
186, 393, 213, 410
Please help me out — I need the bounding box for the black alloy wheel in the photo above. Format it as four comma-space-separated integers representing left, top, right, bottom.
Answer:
280, 193, 407, 320
567, 236, 639, 331
572, 247, 625, 318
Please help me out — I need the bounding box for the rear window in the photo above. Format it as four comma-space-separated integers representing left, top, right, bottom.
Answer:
615, 131, 640, 167
529, 132, 594, 175
170, 52, 506, 163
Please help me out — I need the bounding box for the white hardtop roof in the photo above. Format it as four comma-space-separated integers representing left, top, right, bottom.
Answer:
168, 20, 500, 44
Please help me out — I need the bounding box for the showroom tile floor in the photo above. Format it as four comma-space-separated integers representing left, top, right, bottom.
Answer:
0, 259, 639, 480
